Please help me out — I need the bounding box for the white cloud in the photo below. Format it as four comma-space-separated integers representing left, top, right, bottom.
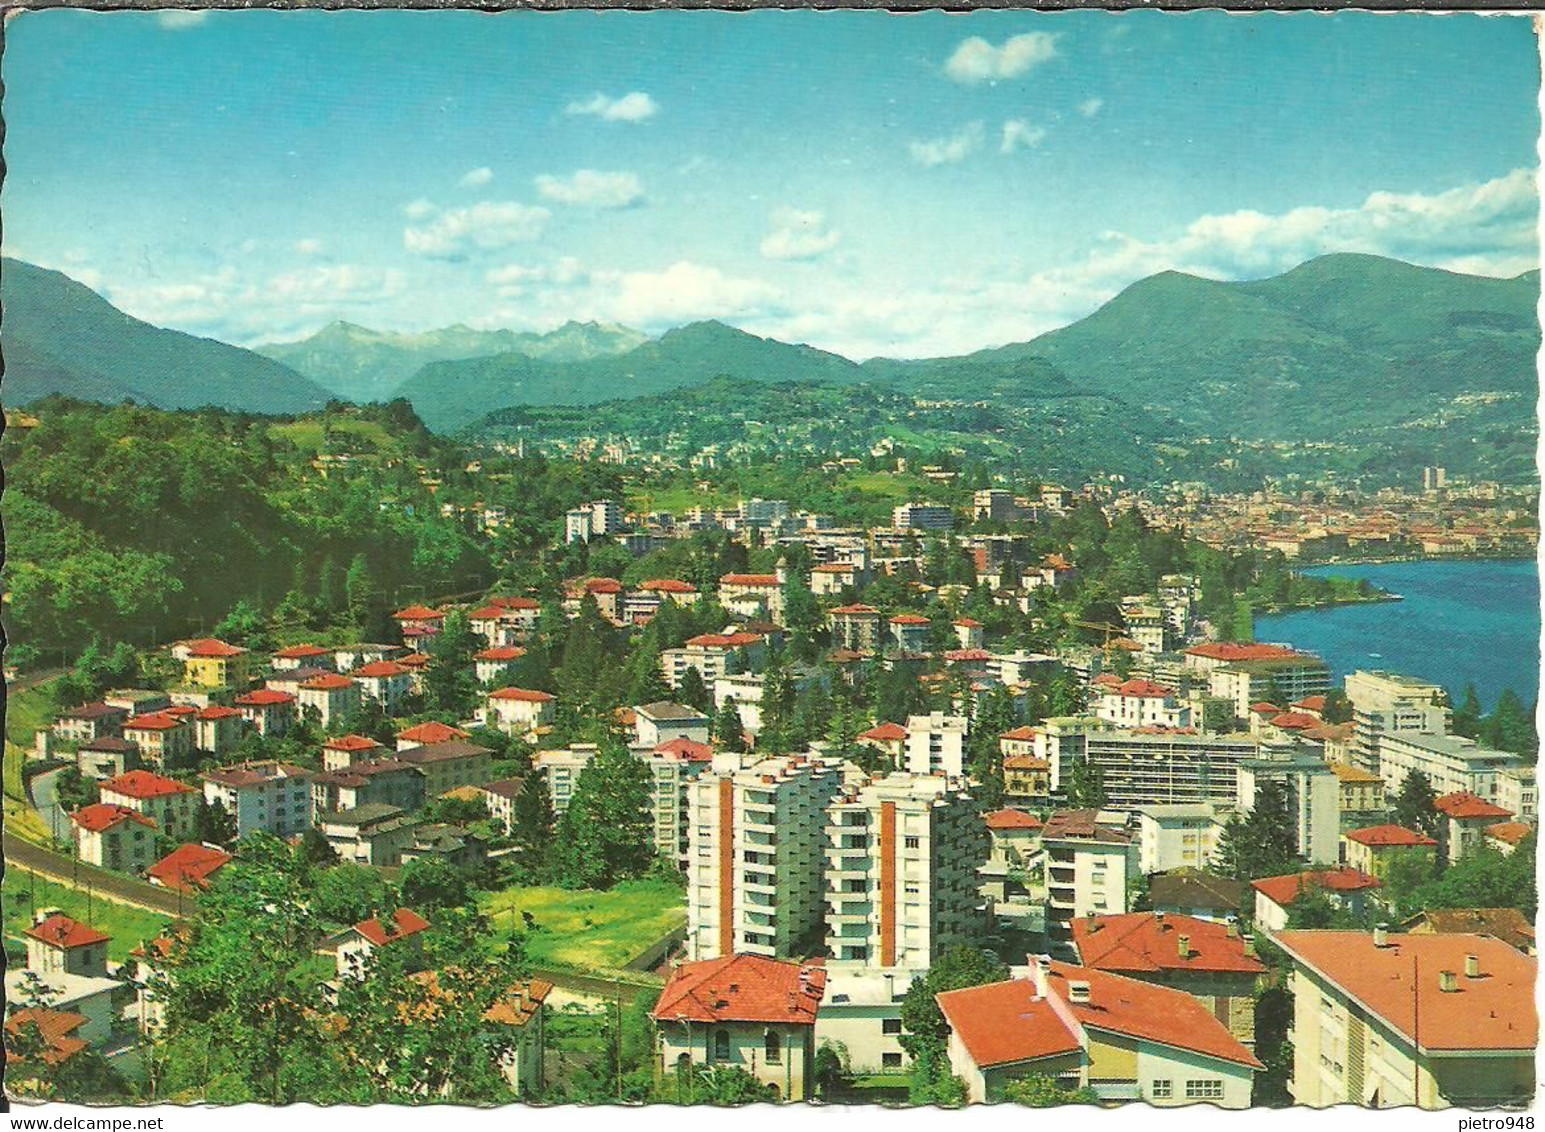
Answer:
1000, 120, 1048, 155
402, 199, 438, 221
944, 33, 1058, 84
1078, 98, 1104, 118
565, 91, 659, 123
459, 167, 494, 189
909, 122, 985, 168
402, 201, 551, 258
605, 261, 782, 327
295, 238, 323, 256
535, 170, 644, 209
760, 208, 842, 261
155, 10, 207, 29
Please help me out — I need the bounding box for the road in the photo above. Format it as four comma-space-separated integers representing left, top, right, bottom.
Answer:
29, 766, 68, 842
2, 831, 189, 918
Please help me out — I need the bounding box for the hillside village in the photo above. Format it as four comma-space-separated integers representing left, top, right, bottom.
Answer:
4, 478, 1537, 1109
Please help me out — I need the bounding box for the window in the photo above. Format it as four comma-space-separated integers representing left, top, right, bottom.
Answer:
713, 1031, 730, 1061
764, 1030, 781, 1064
1151, 1080, 1172, 1099
882, 1053, 903, 1069
904, 836, 920, 850
882, 1018, 903, 1035
1185, 1079, 1223, 1100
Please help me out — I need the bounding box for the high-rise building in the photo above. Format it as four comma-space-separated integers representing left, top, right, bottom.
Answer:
1344, 670, 1449, 777
825, 773, 989, 969
904, 713, 968, 777
892, 502, 955, 531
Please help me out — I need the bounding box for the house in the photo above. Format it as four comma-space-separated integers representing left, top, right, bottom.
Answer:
1147, 869, 1247, 924
71, 803, 157, 872
7, 913, 121, 1046
178, 638, 252, 689
333, 643, 402, 673
265, 665, 332, 697
653, 954, 826, 1100
1485, 821, 1533, 856
76, 736, 140, 781
486, 687, 556, 738
1003, 754, 1052, 804
1272, 929, 1536, 1109
311, 758, 426, 818
1496, 766, 1537, 822
396, 720, 468, 752
234, 688, 298, 737
814, 966, 914, 1074
473, 646, 526, 685
323, 733, 386, 769
104, 688, 172, 715
411, 971, 553, 1096
121, 712, 193, 769
1433, 791, 1513, 863
937, 957, 1260, 1105
1400, 908, 1535, 954
4, 1009, 89, 1075
827, 604, 883, 652
982, 808, 1043, 913
1072, 911, 1265, 1048
953, 618, 985, 650
661, 632, 766, 689
1134, 803, 1227, 875
717, 573, 785, 624
535, 746, 597, 815
634, 701, 711, 748
855, 721, 907, 764
326, 908, 431, 980
393, 604, 445, 644
396, 740, 493, 798
147, 843, 232, 894
809, 561, 869, 596
202, 762, 314, 839
271, 643, 335, 671
52, 702, 127, 744
1340, 824, 1437, 878
100, 769, 197, 840
475, 596, 542, 644
1251, 868, 1381, 932
1328, 761, 1386, 832
315, 804, 423, 866
887, 614, 931, 652
352, 660, 413, 712
1096, 679, 1191, 729
296, 673, 362, 729
24, 913, 111, 978
639, 578, 700, 607
1042, 810, 1140, 957
400, 823, 490, 869
479, 778, 527, 834
194, 705, 244, 755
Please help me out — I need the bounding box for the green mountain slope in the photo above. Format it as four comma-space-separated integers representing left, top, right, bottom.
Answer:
256, 318, 647, 403
2, 258, 332, 414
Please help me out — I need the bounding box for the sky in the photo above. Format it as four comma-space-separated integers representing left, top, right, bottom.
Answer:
3, 9, 1540, 359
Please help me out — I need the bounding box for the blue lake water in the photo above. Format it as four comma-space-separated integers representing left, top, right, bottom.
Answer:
1253, 559, 1540, 711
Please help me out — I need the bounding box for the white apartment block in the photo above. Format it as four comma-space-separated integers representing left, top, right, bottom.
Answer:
1374, 730, 1524, 803
1030, 717, 1254, 807
1043, 813, 1139, 958
1497, 766, 1538, 822
1237, 749, 1340, 865
904, 713, 968, 777
892, 502, 955, 531
1095, 680, 1192, 729
661, 633, 765, 690
1344, 670, 1450, 777
202, 762, 315, 839
686, 752, 844, 961
1209, 658, 1331, 720
713, 673, 765, 739
534, 746, 597, 815
825, 773, 989, 969
1134, 803, 1228, 875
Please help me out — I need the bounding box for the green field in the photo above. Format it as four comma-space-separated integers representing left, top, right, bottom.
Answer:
481, 879, 685, 972
3, 869, 176, 964
624, 484, 735, 514
268, 418, 397, 454
5, 679, 57, 749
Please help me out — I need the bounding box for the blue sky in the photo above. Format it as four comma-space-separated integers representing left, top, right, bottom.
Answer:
4, 9, 1539, 357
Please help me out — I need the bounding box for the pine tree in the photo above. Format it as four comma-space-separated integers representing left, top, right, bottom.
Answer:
712, 699, 748, 753
1392, 770, 1441, 838
1450, 684, 1483, 738
676, 666, 711, 712
554, 741, 654, 889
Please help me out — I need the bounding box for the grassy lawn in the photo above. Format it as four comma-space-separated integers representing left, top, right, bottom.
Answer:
5, 679, 57, 749
3, 869, 175, 964
269, 419, 396, 454
625, 484, 735, 514
4, 792, 52, 844
481, 878, 685, 973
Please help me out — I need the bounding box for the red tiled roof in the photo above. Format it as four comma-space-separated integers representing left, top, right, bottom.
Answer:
719, 574, 780, 587
1434, 792, 1512, 821
985, 808, 1042, 831
812, 563, 856, 574
474, 646, 527, 662
953, 617, 982, 628
354, 907, 431, 947
25, 914, 109, 950
183, 638, 247, 658
943, 648, 992, 662
490, 596, 541, 610
1252, 868, 1380, 907
325, 734, 383, 751
1185, 643, 1307, 662
1292, 695, 1327, 712
583, 577, 623, 594
685, 632, 763, 649
1268, 711, 1321, 731
123, 713, 183, 732
353, 660, 410, 678
4, 1010, 88, 1066
653, 954, 825, 1025
301, 673, 356, 691
70, 803, 157, 833
274, 644, 330, 659
398, 653, 431, 669
468, 605, 506, 621
888, 613, 930, 625
1249, 702, 1283, 716
1485, 822, 1534, 847
1108, 678, 1175, 699
197, 705, 243, 720
164, 704, 199, 718
641, 578, 698, 593
236, 689, 297, 706
393, 605, 445, 620
1344, 824, 1437, 848
935, 979, 1080, 1068
859, 722, 907, 742
489, 687, 555, 703
828, 604, 880, 615
655, 738, 714, 762
1274, 931, 1537, 1052
1003, 754, 1050, 771
101, 770, 193, 800
147, 843, 232, 893
1073, 912, 1265, 976
1000, 726, 1038, 742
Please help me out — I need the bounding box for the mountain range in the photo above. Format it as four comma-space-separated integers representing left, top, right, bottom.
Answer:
4, 252, 1537, 484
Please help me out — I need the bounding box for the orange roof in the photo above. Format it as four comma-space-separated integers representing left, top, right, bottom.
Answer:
301, 673, 356, 691
489, 687, 555, 703
4, 1009, 88, 1066
274, 644, 330, 659
354, 908, 430, 947
490, 596, 541, 610
1485, 822, 1534, 847
1073, 912, 1265, 976
1000, 726, 1038, 742
1003, 754, 1050, 771
1249, 702, 1282, 715
183, 637, 248, 658
858, 722, 907, 742
937, 963, 1261, 1071
582, 577, 623, 594
197, 705, 243, 720
393, 605, 445, 621
655, 738, 714, 763
1274, 931, 1537, 1052
1185, 643, 1307, 662
25, 914, 109, 950
1327, 761, 1382, 784
70, 803, 156, 833
812, 562, 857, 574
719, 573, 780, 587
1252, 867, 1380, 907
828, 604, 880, 615
483, 979, 555, 1026
164, 704, 199, 717
653, 954, 825, 1025
1269, 711, 1322, 731
236, 688, 297, 706
101, 770, 193, 800
943, 648, 992, 662
985, 808, 1043, 831
889, 614, 930, 625
953, 617, 982, 628
685, 632, 763, 649
147, 843, 232, 893
1434, 791, 1512, 820
1292, 695, 1327, 712
354, 660, 410, 678
1344, 824, 1437, 848
641, 578, 697, 593
123, 712, 183, 731
325, 734, 383, 751
468, 605, 505, 621
474, 646, 527, 661
1109, 678, 1175, 699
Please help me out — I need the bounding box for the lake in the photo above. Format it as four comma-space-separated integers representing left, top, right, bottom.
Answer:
1253, 559, 1540, 710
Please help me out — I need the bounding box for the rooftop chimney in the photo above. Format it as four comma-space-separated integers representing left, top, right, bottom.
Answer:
1178, 934, 1192, 959
1031, 954, 1052, 999
1373, 923, 1390, 948
33, 908, 63, 927
1243, 935, 1257, 958
1226, 923, 1239, 939
1067, 980, 1092, 1005
1438, 970, 1458, 993
1155, 911, 1166, 926
1465, 954, 1481, 978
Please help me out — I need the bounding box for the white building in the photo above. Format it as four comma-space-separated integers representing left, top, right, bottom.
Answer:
1042, 810, 1140, 958
903, 713, 968, 777
1237, 748, 1340, 866
1134, 803, 1228, 875
814, 965, 914, 1075
1095, 679, 1192, 729
485, 687, 556, 738
661, 632, 766, 690
892, 502, 954, 531
634, 701, 711, 748
201, 761, 314, 839
1344, 670, 1450, 777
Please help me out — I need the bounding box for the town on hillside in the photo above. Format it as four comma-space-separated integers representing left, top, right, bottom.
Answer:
3, 474, 1537, 1109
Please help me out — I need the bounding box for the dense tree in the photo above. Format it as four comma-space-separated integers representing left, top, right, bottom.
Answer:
712, 699, 748, 753
421, 610, 480, 718
311, 862, 392, 927
554, 740, 654, 889
1391, 770, 1441, 838
1214, 782, 1299, 880
192, 796, 238, 848
676, 666, 711, 713
1063, 756, 1106, 810
1002, 1076, 1100, 1106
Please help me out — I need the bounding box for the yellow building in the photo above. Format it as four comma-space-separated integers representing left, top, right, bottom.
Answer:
179, 638, 252, 689
1339, 824, 1437, 880
1274, 929, 1535, 1109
